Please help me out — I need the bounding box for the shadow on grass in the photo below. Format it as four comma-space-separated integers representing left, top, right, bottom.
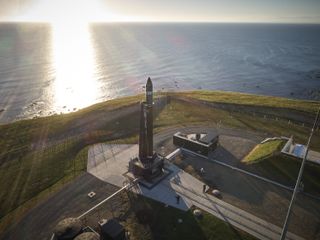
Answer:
127, 193, 207, 240
126, 192, 258, 240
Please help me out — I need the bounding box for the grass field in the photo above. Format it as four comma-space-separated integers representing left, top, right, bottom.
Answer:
175, 91, 319, 113
155, 98, 320, 150
243, 139, 286, 163
0, 90, 319, 237
246, 154, 320, 195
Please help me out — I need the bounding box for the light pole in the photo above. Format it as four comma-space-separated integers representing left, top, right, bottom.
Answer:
280, 107, 320, 240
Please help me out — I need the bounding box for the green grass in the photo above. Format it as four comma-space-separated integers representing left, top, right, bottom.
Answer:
0, 94, 144, 234
155, 99, 247, 129
174, 91, 319, 113
0, 94, 143, 166
243, 139, 285, 163
0, 133, 139, 234
155, 99, 320, 150
199, 210, 257, 240
247, 154, 320, 195
0, 138, 86, 230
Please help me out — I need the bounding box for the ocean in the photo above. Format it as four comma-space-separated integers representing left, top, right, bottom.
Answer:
0, 23, 319, 122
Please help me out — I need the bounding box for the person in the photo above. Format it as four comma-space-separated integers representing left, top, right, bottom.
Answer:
203, 184, 207, 193
299, 181, 304, 192
176, 195, 180, 204
200, 167, 205, 174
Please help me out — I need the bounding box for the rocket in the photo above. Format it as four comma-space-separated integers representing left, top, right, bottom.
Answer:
139, 77, 154, 162
146, 77, 153, 106
146, 77, 153, 157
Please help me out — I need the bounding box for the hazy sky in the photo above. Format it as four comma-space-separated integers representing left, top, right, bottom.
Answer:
1, 0, 320, 23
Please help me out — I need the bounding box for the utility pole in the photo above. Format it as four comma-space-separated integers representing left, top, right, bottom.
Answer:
280, 107, 320, 240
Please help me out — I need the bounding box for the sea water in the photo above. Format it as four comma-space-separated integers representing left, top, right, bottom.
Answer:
0, 23, 319, 122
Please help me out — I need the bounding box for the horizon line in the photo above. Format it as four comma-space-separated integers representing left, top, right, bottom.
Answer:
1, 20, 320, 25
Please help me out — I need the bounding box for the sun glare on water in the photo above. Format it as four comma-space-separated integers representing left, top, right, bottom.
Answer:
50, 21, 100, 112
46, 0, 111, 112
19, 0, 129, 113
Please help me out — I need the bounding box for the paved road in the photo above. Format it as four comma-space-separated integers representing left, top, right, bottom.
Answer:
1, 174, 120, 240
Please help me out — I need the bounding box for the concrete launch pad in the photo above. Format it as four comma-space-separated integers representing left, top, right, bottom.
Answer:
87, 144, 135, 187
87, 143, 191, 211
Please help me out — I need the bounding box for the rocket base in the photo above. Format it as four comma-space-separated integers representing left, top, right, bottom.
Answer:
129, 153, 164, 182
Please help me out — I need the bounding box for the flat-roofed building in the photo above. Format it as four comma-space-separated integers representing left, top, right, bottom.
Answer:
281, 136, 320, 165
173, 131, 219, 156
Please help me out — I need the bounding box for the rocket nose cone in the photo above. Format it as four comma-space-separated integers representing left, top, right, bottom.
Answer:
146, 77, 153, 90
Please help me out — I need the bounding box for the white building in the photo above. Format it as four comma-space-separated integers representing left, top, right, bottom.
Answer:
281, 136, 320, 165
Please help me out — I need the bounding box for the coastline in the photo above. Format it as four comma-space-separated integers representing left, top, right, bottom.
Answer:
1, 90, 319, 125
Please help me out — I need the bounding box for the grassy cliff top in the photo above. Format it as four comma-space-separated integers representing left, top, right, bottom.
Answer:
173, 91, 319, 113
1, 90, 318, 128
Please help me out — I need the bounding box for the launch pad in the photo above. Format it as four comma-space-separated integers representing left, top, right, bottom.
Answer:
129, 154, 165, 182
127, 157, 171, 189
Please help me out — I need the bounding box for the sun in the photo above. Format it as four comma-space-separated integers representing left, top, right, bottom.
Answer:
19, 0, 114, 23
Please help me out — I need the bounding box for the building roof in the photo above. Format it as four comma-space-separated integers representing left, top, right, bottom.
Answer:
174, 131, 218, 146
281, 137, 320, 165
292, 144, 306, 158
100, 219, 124, 238
199, 132, 218, 144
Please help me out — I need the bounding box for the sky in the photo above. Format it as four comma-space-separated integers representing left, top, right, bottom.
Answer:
0, 0, 320, 23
